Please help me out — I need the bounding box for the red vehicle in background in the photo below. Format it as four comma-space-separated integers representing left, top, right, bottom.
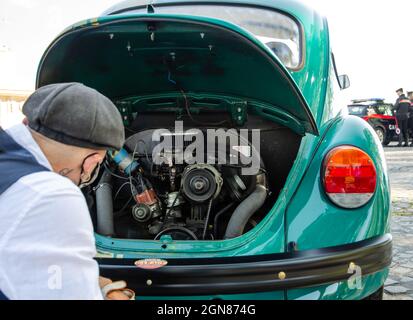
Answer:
348, 98, 398, 146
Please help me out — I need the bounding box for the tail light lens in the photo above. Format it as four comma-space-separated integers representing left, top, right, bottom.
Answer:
323, 146, 377, 209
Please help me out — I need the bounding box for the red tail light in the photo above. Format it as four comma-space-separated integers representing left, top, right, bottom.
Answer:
323, 146, 377, 209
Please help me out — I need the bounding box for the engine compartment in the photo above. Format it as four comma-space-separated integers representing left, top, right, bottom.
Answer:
36, 14, 314, 243
88, 112, 302, 242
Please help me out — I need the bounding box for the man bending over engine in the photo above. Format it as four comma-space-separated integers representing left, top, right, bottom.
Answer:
0, 83, 132, 300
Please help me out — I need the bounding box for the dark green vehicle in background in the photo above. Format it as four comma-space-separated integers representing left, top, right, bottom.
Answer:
36, 0, 392, 300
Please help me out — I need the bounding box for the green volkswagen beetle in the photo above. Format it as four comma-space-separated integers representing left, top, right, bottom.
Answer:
36, 0, 392, 300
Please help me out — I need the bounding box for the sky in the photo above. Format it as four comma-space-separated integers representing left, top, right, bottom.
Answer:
0, 0, 412, 104
310, 0, 413, 103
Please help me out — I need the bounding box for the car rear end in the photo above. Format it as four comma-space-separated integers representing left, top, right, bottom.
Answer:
36, 0, 392, 300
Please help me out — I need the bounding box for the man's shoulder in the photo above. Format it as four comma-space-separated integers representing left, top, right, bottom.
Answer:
17, 171, 81, 197
1, 171, 93, 236
1, 171, 90, 224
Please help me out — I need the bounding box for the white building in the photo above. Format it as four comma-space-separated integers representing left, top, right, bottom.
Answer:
0, 90, 31, 129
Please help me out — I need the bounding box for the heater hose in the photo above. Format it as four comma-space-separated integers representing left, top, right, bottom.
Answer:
224, 184, 267, 239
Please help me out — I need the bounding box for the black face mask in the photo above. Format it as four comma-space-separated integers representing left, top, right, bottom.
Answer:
79, 154, 101, 189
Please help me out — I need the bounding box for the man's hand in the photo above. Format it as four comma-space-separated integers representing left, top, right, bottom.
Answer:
99, 276, 135, 300
99, 276, 114, 288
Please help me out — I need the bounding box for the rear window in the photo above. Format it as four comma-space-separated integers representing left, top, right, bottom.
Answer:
376, 104, 393, 116
348, 106, 368, 116
121, 4, 302, 69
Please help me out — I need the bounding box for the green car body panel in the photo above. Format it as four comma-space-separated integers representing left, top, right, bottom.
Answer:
36, 0, 392, 300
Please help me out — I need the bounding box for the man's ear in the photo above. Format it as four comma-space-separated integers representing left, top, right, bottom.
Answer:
82, 153, 102, 172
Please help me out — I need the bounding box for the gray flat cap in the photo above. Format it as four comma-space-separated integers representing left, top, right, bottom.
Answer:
23, 83, 125, 150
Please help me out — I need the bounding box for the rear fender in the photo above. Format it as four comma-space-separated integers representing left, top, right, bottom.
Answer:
286, 115, 391, 250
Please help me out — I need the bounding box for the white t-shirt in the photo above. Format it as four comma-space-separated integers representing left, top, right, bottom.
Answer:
0, 124, 103, 300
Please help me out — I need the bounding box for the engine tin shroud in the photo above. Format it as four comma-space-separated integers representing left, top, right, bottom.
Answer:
111, 122, 270, 242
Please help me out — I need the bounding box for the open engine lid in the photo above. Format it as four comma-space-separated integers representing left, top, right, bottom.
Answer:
36, 14, 318, 135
